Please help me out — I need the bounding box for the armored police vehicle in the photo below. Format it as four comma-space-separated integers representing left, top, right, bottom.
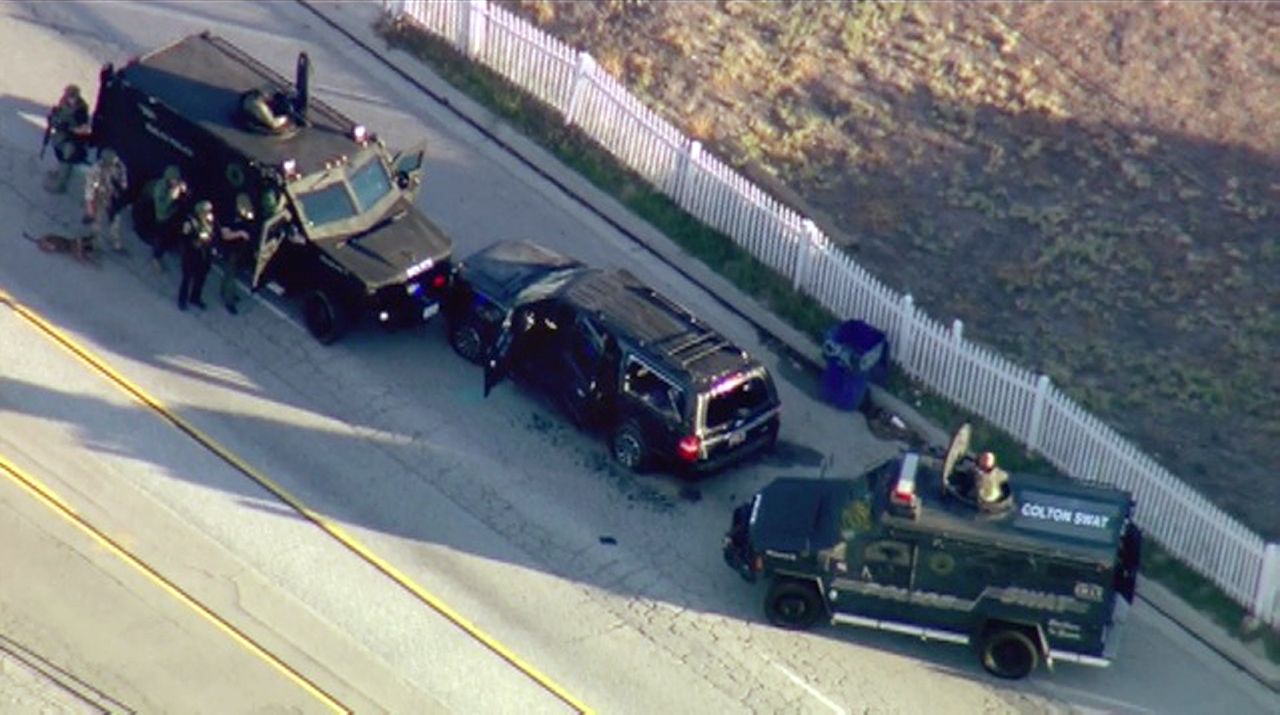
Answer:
724, 425, 1142, 679
451, 240, 781, 474
91, 32, 452, 343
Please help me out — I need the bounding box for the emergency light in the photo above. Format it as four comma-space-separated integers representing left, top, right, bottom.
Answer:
709, 373, 747, 398
890, 453, 921, 518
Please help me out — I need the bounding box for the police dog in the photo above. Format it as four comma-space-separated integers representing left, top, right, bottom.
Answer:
23, 231, 97, 264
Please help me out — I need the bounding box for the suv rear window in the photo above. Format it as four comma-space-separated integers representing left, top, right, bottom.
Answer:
705, 375, 770, 429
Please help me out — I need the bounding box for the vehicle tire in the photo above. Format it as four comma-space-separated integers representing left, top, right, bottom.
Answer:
979, 626, 1039, 680
448, 318, 486, 365
303, 288, 349, 345
765, 578, 824, 630
610, 420, 650, 473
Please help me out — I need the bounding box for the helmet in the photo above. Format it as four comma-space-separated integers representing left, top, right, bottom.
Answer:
100, 148, 118, 164
163, 165, 182, 183
194, 200, 214, 219
261, 189, 283, 215
977, 452, 997, 471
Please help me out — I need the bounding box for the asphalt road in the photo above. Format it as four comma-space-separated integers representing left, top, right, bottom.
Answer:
0, 1, 1274, 713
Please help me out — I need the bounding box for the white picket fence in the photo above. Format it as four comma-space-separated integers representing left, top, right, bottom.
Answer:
386, 0, 1280, 626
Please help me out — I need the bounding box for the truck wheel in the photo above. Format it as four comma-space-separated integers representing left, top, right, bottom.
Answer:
610, 421, 649, 473
304, 289, 349, 345
765, 579, 824, 630
979, 627, 1039, 680
448, 319, 486, 365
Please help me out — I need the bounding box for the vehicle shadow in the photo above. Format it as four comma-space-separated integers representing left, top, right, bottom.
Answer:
0, 93, 55, 149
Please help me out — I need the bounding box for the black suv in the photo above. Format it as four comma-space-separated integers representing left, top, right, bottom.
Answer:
447, 240, 782, 474
91, 32, 453, 343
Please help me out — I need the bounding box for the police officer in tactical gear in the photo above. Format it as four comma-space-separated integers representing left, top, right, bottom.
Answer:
150, 166, 189, 271
241, 89, 289, 132
178, 200, 217, 311
44, 84, 92, 194
216, 193, 255, 314
83, 148, 129, 252
974, 451, 1009, 509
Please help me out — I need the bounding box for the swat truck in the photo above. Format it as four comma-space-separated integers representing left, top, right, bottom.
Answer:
723, 425, 1142, 679
91, 32, 452, 343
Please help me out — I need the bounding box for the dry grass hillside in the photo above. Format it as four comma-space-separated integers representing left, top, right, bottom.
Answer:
497, 1, 1280, 538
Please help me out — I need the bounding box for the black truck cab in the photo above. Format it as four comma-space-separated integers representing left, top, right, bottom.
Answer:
724, 425, 1142, 679
91, 32, 452, 343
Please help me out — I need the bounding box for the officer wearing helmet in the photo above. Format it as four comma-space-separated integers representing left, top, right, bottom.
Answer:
44, 84, 92, 193
178, 199, 217, 311
83, 148, 129, 252
215, 193, 255, 314
149, 165, 189, 271
974, 451, 1009, 507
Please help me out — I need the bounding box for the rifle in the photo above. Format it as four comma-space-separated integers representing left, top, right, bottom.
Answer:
39, 112, 53, 160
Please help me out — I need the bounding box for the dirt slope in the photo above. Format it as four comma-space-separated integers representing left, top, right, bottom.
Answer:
499, 1, 1280, 538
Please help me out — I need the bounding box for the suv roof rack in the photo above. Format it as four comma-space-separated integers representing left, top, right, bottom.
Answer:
653, 329, 732, 367
565, 269, 742, 371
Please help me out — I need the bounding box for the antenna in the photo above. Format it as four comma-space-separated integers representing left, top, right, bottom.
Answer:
294, 51, 311, 123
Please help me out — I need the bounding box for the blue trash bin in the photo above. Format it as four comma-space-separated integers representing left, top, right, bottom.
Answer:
820, 320, 889, 411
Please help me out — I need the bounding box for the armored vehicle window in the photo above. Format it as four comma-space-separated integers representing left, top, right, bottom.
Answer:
705, 374, 770, 429
297, 182, 356, 228
350, 157, 393, 211
624, 357, 683, 418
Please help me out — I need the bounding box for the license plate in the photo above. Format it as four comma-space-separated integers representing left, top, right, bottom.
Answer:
727, 430, 746, 447
421, 303, 440, 321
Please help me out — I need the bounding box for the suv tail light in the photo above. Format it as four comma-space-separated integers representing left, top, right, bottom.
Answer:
430, 272, 448, 291
677, 435, 701, 462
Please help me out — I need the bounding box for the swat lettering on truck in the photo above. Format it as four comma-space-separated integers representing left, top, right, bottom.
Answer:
91, 32, 453, 343
723, 425, 1142, 680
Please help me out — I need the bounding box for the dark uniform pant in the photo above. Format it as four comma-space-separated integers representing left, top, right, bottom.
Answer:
178, 249, 211, 309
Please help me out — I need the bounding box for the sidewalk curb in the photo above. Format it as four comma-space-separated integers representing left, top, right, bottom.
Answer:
299, 0, 1280, 696
1136, 576, 1280, 692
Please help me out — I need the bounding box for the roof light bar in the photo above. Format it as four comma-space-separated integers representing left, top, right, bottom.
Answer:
890, 453, 921, 518
709, 373, 748, 398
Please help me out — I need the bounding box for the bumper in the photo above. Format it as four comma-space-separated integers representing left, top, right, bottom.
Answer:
371, 286, 445, 326
692, 414, 780, 474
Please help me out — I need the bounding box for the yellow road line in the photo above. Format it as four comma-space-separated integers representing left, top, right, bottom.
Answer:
0, 452, 350, 714
0, 290, 593, 714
